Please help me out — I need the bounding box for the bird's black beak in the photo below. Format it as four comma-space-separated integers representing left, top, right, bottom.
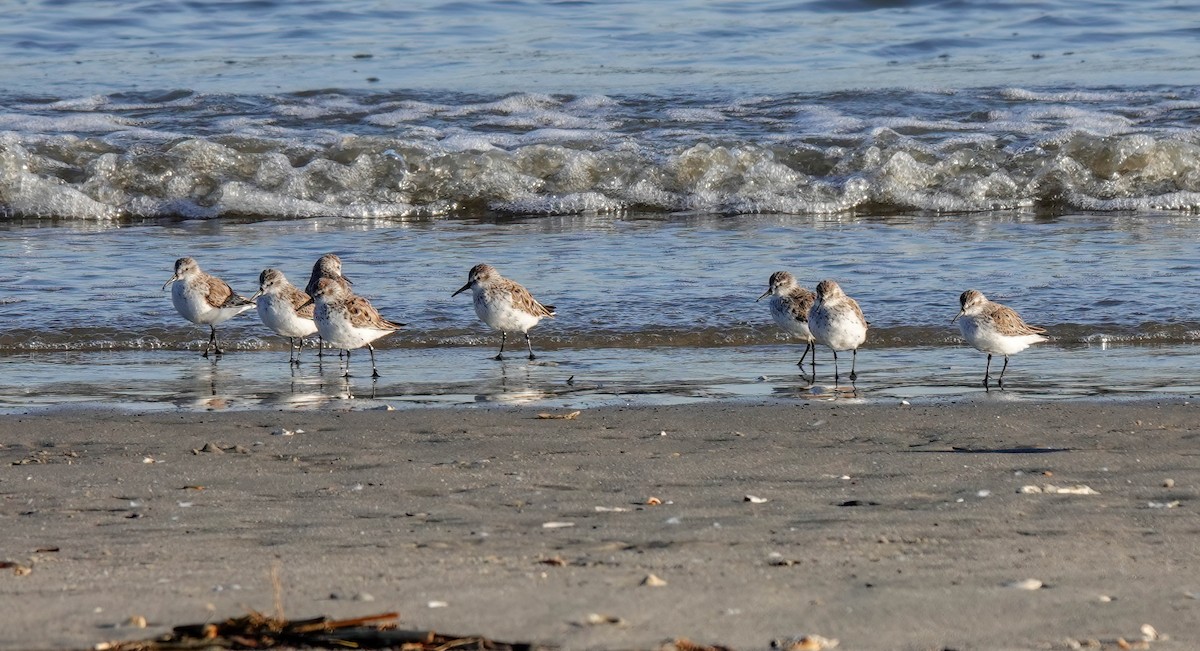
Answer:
451, 282, 471, 297
756, 289, 771, 302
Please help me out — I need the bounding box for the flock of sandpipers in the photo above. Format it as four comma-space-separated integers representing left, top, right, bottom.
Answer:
163, 256, 1048, 390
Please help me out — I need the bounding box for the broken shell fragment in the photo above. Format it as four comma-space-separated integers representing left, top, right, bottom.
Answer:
585, 613, 625, 626
642, 573, 667, 587
1004, 578, 1044, 590
1018, 484, 1098, 495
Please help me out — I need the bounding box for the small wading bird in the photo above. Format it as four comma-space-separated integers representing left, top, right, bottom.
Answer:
305, 253, 352, 297
306, 277, 403, 378
952, 289, 1047, 390
163, 257, 255, 357
305, 253, 354, 358
452, 264, 556, 360
808, 279, 868, 384
757, 271, 816, 369
251, 268, 319, 365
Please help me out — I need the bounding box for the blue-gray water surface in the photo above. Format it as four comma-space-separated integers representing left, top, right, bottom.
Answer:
2, 0, 1200, 409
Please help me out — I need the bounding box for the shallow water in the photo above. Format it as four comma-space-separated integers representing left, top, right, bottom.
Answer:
4, 212, 1200, 351
3, 212, 1200, 411
4, 341, 1199, 414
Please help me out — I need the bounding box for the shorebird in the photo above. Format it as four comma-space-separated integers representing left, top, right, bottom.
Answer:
305, 253, 352, 298
307, 277, 403, 378
162, 257, 256, 357
251, 268, 319, 365
758, 271, 816, 368
808, 279, 869, 384
452, 264, 556, 360
952, 289, 1047, 390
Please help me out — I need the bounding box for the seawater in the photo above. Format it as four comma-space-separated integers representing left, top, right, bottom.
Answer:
2, 0, 1200, 410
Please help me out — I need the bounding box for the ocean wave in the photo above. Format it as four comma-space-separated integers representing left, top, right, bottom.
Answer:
6, 88, 1200, 219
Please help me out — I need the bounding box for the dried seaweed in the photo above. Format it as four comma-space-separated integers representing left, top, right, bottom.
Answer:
97, 611, 549, 651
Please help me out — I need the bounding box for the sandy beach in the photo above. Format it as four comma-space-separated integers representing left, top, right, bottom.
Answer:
2, 400, 1198, 651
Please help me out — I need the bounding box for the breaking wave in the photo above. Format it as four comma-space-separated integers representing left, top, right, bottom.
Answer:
5, 87, 1200, 220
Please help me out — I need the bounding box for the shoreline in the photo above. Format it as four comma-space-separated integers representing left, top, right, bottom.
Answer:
2, 400, 1198, 650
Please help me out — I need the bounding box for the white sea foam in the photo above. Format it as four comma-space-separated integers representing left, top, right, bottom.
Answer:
5, 88, 1200, 219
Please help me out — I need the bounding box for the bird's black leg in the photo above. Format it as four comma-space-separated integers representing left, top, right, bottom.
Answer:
797, 341, 812, 367
204, 325, 222, 357
494, 332, 507, 361
832, 349, 840, 384
998, 356, 1010, 389
369, 344, 380, 378
343, 349, 352, 378
983, 354, 992, 390
525, 333, 536, 360
849, 348, 858, 382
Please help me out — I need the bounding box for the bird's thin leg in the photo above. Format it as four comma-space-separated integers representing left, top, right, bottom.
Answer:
295, 337, 304, 365
998, 356, 1010, 389
494, 332, 507, 361
797, 341, 812, 367
983, 354, 992, 390
832, 349, 840, 385
369, 344, 380, 378
317, 336, 325, 358
343, 349, 352, 378
525, 333, 536, 360
204, 325, 221, 357
810, 345, 817, 381
849, 349, 858, 382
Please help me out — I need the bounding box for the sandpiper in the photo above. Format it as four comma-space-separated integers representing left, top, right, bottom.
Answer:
452, 263, 556, 360
308, 277, 403, 378
808, 279, 868, 384
757, 271, 816, 368
952, 289, 1047, 390
305, 253, 352, 297
251, 268, 319, 365
162, 257, 256, 357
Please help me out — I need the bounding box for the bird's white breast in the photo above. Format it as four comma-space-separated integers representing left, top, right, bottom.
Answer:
473, 287, 542, 333
959, 316, 1046, 356
810, 304, 866, 351
257, 294, 318, 338
315, 301, 392, 350
769, 296, 812, 340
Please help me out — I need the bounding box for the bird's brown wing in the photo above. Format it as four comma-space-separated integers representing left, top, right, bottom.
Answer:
984, 302, 1046, 336
203, 274, 252, 309
786, 287, 815, 323
503, 278, 556, 318
286, 284, 315, 319
346, 296, 404, 330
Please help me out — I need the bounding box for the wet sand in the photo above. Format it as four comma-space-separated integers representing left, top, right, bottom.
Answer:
2, 400, 1198, 651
